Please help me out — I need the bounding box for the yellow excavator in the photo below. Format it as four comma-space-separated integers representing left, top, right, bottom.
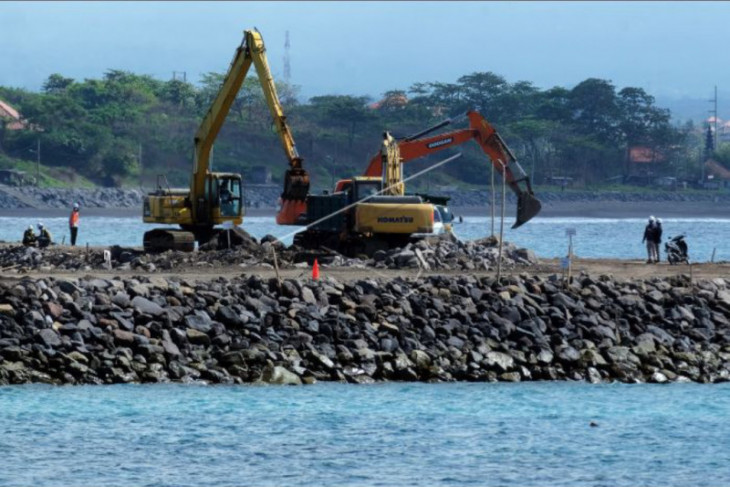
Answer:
292, 131, 437, 256
142, 28, 309, 252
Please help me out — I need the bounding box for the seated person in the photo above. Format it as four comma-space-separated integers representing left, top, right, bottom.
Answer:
218, 181, 236, 217
37, 223, 53, 248
22, 225, 37, 247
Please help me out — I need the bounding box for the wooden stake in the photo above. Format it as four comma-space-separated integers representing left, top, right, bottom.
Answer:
567, 233, 573, 284
272, 246, 282, 289
496, 161, 506, 284
490, 161, 495, 237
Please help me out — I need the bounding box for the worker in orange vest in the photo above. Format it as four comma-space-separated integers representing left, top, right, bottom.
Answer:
69, 202, 80, 246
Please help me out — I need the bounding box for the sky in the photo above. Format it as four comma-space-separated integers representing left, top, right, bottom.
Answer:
1, 1, 728, 116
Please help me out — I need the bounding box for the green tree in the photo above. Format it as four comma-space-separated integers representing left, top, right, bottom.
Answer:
158, 79, 196, 109
42, 74, 75, 95
309, 95, 373, 149
457, 72, 508, 117
568, 78, 620, 144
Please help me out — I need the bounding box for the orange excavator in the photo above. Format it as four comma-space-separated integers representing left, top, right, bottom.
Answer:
334, 110, 542, 228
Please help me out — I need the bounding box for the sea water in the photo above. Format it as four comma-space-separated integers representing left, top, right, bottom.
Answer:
0, 382, 728, 487
1, 216, 728, 260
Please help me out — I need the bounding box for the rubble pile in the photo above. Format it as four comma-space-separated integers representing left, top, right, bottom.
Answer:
0, 233, 536, 274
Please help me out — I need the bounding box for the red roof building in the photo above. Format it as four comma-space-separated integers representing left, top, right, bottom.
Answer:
705, 159, 730, 180
628, 146, 666, 164
0, 99, 27, 130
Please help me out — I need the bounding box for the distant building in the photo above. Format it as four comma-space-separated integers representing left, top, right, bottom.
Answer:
625, 146, 667, 185
704, 159, 730, 189
368, 92, 408, 111
628, 146, 666, 164
0, 99, 27, 130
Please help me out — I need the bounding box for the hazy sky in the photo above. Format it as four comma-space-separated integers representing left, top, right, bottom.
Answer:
1, 1, 728, 104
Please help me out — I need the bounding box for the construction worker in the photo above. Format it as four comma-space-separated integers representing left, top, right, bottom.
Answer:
641, 216, 657, 263
37, 222, 53, 248
69, 202, 80, 246
655, 218, 663, 262
22, 225, 36, 247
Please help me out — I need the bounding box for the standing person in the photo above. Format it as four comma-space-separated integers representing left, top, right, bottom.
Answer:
654, 218, 663, 262
642, 216, 657, 263
69, 202, 80, 246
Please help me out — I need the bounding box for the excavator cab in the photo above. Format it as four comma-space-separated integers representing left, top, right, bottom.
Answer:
211, 174, 243, 220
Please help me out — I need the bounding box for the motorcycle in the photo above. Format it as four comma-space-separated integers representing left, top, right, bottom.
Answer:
665, 234, 689, 265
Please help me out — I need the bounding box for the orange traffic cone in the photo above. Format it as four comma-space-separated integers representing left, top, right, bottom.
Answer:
312, 258, 320, 280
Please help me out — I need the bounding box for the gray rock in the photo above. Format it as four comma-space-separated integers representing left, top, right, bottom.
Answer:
184, 314, 212, 333
301, 287, 317, 305
131, 296, 165, 317
112, 292, 131, 308
484, 351, 514, 372
186, 329, 211, 346
260, 365, 302, 385
37, 329, 61, 347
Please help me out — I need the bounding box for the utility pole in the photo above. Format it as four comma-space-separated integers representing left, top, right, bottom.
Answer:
709, 85, 718, 150
36, 137, 40, 186
714, 85, 718, 150
138, 142, 143, 188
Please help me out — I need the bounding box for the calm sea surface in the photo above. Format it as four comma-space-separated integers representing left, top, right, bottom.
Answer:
0, 382, 728, 487
0, 216, 728, 260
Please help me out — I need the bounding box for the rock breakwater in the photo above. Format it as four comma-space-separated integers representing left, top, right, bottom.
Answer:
1, 272, 729, 385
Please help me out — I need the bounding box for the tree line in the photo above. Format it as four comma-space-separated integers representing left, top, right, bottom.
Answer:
0, 69, 713, 190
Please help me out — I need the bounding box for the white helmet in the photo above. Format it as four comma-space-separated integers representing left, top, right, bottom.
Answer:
657, 218, 662, 224
649, 216, 656, 223
28, 225, 33, 231
37, 222, 44, 229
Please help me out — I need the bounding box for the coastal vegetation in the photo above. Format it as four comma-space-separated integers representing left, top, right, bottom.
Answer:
0, 70, 717, 190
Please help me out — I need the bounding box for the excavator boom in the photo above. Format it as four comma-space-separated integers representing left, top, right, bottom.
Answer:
246, 30, 310, 212
363, 110, 541, 228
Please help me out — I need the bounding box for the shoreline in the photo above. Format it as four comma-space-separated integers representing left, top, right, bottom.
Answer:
0, 201, 728, 219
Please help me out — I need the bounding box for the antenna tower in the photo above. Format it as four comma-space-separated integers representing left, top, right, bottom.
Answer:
284, 30, 291, 82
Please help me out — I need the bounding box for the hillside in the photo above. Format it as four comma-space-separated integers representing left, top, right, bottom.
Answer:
0, 69, 716, 192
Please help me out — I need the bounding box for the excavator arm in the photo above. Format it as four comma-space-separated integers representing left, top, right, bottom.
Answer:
246, 30, 310, 211
363, 110, 541, 228
190, 28, 309, 225
191, 35, 253, 222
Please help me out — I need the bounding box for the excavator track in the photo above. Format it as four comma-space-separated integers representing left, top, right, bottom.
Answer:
143, 229, 195, 253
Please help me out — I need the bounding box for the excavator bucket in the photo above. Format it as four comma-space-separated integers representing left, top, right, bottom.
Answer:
282, 168, 310, 201
277, 168, 311, 225
513, 191, 542, 229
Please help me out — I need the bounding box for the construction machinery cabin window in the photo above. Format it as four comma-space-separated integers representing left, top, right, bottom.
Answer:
218, 177, 241, 217
355, 181, 381, 201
